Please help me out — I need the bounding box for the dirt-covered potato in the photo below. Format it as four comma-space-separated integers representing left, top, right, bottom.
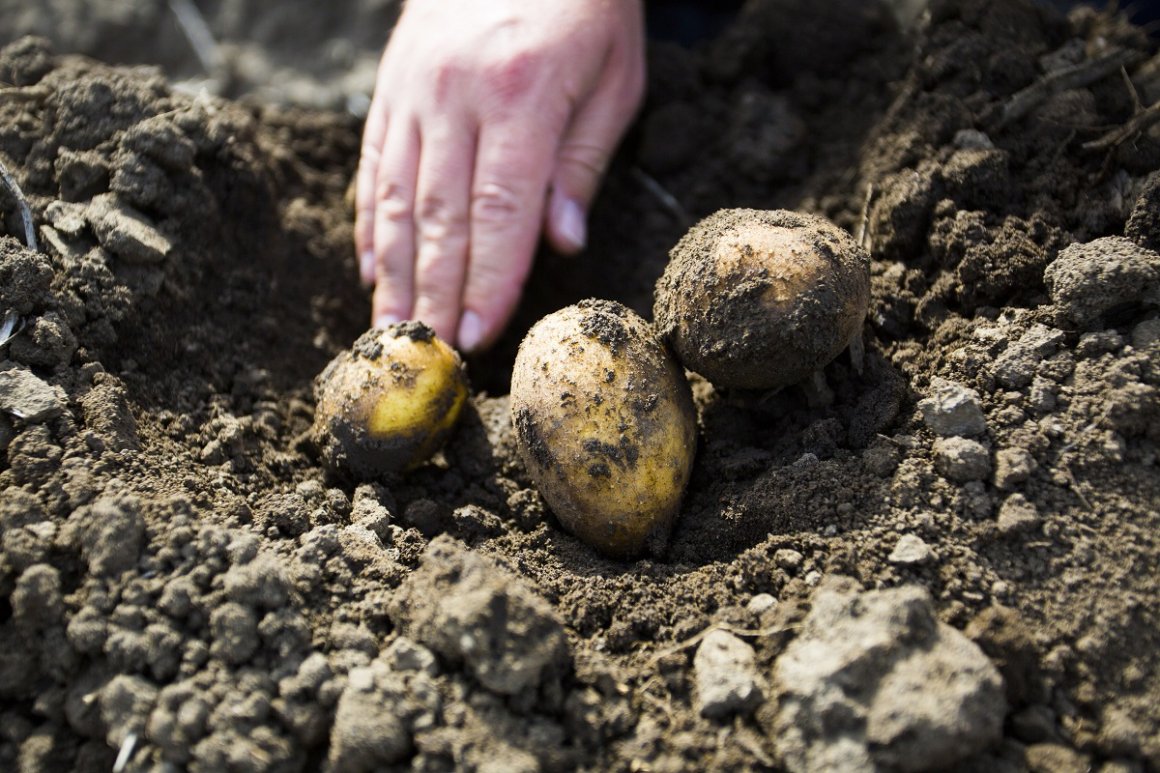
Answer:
654, 208, 870, 390
511, 300, 697, 558
313, 322, 468, 479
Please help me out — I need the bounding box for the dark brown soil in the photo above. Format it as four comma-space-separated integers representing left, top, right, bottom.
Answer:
2, 1, 1159, 771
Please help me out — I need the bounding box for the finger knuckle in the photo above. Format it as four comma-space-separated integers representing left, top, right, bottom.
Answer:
374, 181, 413, 225
431, 59, 469, 105
471, 182, 522, 226
482, 50, 540, 107
416, 194, 469, 244
558, 142, 608, 180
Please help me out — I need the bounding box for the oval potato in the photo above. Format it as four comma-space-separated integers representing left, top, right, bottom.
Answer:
511, 300, 696, 557
654, 208, 870, 390
313, 322, 468, 478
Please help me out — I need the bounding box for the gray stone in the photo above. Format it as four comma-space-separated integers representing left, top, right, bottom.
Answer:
771, 577, 1005, 773
747, 593, 777, 615
991, 324, 1066, 389
934, 436, 992, 483
919, 378, 987, 437
889, 534, 934, 566
0, 367, 65, 423
694, 629, 765, 718
86, 193, 172, 264
775, 549, 805, 573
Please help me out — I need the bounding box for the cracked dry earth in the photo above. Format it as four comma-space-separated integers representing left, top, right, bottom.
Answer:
1, 0, 1160, 771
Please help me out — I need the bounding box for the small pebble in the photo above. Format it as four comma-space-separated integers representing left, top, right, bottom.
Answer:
889, 534, 934, 566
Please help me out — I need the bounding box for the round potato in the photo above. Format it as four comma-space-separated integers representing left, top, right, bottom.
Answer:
313, 322, 468, 479
511, 299, 697, 558
654, 208, 870, 390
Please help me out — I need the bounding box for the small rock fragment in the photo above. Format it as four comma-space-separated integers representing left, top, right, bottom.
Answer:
933, 436, 992, 482
0, 367, 65, 423
990, 324, 1065, 389
694, 629, 765, 718
774, 549, 805, 573
889, 534, 934, 566
86, 193, 172, 264
997, 494, 1041, 536
994, 447, 1036, 490
747, 594, 777, 615
918, 378, 987, 437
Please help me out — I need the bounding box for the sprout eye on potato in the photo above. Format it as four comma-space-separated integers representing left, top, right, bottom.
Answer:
312, 322, 468, 479
510, 300, 697, 558
654, 208, 871, 391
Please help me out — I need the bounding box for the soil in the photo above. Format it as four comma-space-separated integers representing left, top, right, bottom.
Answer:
1, 0, 1159, 771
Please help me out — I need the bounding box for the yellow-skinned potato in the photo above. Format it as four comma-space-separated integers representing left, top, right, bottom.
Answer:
654, 208, 870, 390
313, 323, 468, 478
511, 300, 697, 558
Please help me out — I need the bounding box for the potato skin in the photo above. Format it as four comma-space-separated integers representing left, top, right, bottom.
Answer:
313, 322, 468, 479
511, 300, 697, 558
654, 208, 870, 390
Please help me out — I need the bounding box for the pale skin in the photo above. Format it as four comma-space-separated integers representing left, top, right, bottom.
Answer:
356, 0, 647, 352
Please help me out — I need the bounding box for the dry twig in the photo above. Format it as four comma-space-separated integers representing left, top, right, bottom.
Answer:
1082, 99, 1160, 151
996, 48, 1144, 129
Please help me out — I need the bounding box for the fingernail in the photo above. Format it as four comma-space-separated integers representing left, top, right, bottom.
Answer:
457, 310, 485, 353
360, 251, 374, 282
557, 197, 586, 252
375, 314, 402, 329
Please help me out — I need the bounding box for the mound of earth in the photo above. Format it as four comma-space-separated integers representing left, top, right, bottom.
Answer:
1, 0, 1159, 771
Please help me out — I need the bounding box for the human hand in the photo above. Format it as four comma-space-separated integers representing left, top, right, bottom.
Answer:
355, 0, 646, 352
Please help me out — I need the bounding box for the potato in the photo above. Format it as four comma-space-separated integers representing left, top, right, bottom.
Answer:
654, 208, 870, 390
313, 322, 468, 478
511, 300, 697, 557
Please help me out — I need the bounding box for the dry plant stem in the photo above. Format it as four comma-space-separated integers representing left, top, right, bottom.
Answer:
1082, 98, 1160, 151
645, 621, 795, 670
168, 0, 220, 73
0, 312, 21, 349
858, 183, 875, 250
0, 156, 37, 252
996, 48, 1144, 129
631, 167, 691, 227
